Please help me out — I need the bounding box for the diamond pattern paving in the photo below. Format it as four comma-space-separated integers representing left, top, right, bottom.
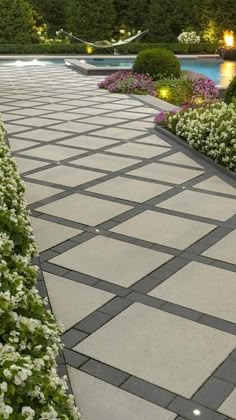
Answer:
49, 236, 172, 287
68, 368, 176, 420
37, 193, 132, 226
149, 262, 236, 323
2, 63, 236, 420
111, 210, 215, 249
44, 272, 114, 330
76, 303, 236, 398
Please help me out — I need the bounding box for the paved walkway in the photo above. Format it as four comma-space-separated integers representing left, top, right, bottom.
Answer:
1, 63, 236, 420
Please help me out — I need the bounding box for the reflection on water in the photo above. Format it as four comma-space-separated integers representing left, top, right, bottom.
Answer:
180, 59, 236, 87
220, 61, 236, 87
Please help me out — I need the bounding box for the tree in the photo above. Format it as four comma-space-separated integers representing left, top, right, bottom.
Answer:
0, 0, 34, 43
114, 0, 150, 32
65, 0, 115, 41
30, 0, 66, 37
147, 0, 176, 42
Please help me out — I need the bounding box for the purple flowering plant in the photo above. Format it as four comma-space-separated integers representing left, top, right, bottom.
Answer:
98, 71, 155, 95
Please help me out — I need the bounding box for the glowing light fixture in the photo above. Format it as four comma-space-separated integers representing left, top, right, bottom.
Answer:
223, 30, 234, 47
86, 45, 93, 54
159, 87, 170, 99
79, 59, 86, 63
193, 409, 201, 416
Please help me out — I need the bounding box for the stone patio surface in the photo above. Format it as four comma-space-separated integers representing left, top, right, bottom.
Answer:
1, 63, 236, 420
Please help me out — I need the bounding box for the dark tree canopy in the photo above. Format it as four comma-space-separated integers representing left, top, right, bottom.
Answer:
30, 0, 66, 37
65, 0, 115, 41
0, 0, 35, 43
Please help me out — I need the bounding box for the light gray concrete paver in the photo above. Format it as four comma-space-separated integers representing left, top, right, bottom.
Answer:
111, 210, 215, 249
75, 303, 236, 398
68, 368, 176, 420
44, 272, 114, 330
37, 193, 132, 226
49, 236, 172, 287
149, 262, 236, 323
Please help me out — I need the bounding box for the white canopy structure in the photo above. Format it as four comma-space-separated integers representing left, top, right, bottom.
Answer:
60, 29, 148, 49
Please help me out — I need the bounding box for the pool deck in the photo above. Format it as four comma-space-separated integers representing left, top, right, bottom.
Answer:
1, 63, 236, 420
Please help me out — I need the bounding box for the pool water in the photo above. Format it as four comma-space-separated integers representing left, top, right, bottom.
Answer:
0, 59, 64, 67
86, 57, 236, 87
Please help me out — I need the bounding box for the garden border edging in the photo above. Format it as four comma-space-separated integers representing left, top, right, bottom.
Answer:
155, 125, 236, 181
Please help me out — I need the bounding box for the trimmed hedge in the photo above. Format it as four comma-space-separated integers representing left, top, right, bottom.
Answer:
0, 42, 218, 55
133, 48, 181, 80
0, 122, 80, 418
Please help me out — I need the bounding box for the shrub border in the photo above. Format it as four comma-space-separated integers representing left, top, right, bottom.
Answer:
0, 126, 80, 418
155, 125, 236, 181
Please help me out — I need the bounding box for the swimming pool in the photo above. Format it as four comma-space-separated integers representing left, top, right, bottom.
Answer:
85, 57, 236, 87
0, 59, 64, 67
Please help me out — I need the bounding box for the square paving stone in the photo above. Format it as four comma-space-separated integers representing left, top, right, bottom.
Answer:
8, 139, 38, 152
22, 144, 86, 161
135, 135, 171, 148
159, 152, 203, 168
149, 261, 236, 323
30, 217, 80, 252
111, 210, 215, 250
37, 193, 132, 226
68, 368, 176, 420
49, 236, 172, 287
94, 127, 143, 140
14, 156, 49, 173
87, 176, 172, 203
28, 166, 106, 187
72, 153, 140, 172
5, 123, 29, 134
75, 303, 236, 398
106, 143, 168, 158
59, 135, 118, 150
44, 272, 114, 330
11, 116, 62, 127
49, 121, 100, 133
158, 190, 236, 221
36, 104, 76, 112
218, 388, 236, 419
119, 121, 151, 131
202, 230, 236, 265
10, 108, 50, 117
24, 182, 62, 204
128, 163, 204, 184
16, 128, 71, 142
82, 116, 126, 126
195, 176, 236, 196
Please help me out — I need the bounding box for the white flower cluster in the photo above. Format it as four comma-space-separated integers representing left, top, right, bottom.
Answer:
177, 31, 201, 44
0, 122, 80, 419
166, 102, 236, 170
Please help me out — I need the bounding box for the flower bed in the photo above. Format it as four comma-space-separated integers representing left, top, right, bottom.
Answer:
155, 102, 236, 171
0, 121, 80, 419
98, 71, 155, 95
98, 69, 218, 106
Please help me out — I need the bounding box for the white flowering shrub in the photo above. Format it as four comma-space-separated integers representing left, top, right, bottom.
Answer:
177, 31, 201, 44
164, 102, 236, 171
0, 122, 80, 419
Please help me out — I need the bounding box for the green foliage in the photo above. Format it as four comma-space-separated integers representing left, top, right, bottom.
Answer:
30, 0, 66, 37
65, 0, 115, 41
163, 101, 236, 171
113, 0, 150, 33
0, 122, 80, 418
133, 48, 181, 80
225, 76, 236, 104
0, 42, 218, 55
0, 0, 35, 44
155, 77, 193, 105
